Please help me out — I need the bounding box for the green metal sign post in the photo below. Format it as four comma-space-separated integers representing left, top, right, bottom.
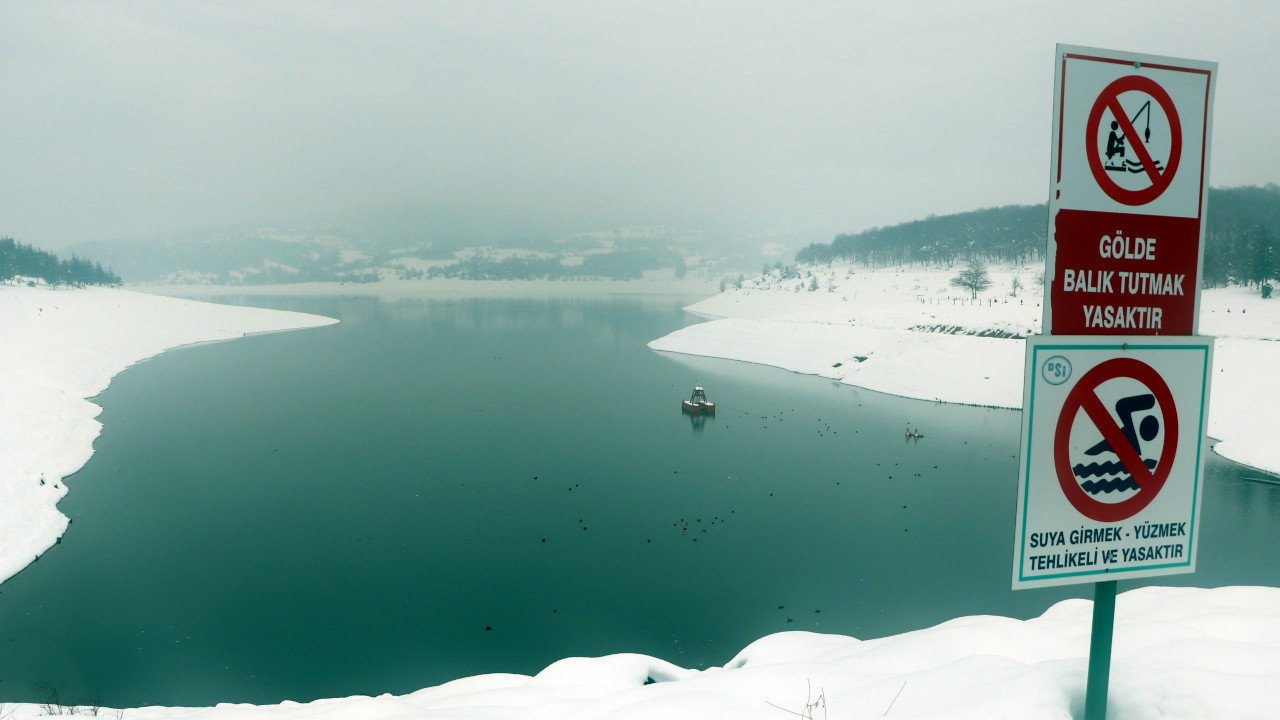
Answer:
1084, 580, 1117, 720
1014, 338, 1211, 719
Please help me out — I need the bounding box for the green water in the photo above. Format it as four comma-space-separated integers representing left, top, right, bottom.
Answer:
0, 295, 1277, 707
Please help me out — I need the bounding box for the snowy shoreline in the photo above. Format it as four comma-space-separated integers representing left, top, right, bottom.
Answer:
649, 262, 1280, 477
0, 284, 337, 585
2, 277, 1278, 718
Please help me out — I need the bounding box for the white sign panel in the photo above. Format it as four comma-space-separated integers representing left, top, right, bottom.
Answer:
1012, 335, 1212, 589
1053, 45, 1214, 217
1043, 45, 1216, 337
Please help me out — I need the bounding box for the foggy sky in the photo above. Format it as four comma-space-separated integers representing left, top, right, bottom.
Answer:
5, 1, 1280, 250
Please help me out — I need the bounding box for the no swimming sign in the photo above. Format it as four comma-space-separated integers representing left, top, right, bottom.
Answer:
1012, 336, 1212, 589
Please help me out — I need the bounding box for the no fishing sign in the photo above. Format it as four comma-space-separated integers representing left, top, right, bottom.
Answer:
1012, 336, 1212, 589
1043, 45, 1216, 336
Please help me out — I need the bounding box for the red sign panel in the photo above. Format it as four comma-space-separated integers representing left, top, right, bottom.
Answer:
1050, 210, 1200, 335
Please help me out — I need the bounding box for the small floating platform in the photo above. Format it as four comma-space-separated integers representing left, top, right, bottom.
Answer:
682, 386, 715, 414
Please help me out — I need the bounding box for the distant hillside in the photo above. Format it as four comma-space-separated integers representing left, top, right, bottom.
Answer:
795, 204, 1046, 267
0, 237, 121, 287
69, 222, 797, 286
61, 185, 1280, 288
796, 185, 1280, 289
71, 227, 382, 285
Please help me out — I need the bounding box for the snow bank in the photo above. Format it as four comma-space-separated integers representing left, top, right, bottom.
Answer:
0, 284, 336, 584
650, 263, 1280, 474
0, 586, 1272, 719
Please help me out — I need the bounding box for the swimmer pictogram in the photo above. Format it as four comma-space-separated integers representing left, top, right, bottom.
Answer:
1053, 357, 1178, 523
1073, 392, 1159, 493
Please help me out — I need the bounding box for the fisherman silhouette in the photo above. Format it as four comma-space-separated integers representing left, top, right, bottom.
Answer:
1084, 393, 1159, 466
1106, 120, 1126, 162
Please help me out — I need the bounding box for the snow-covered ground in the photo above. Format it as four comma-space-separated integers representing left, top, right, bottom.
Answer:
3, 275, 1279, 718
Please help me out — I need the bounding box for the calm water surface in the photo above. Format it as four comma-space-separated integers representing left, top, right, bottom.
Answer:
1, 295, 1278, 707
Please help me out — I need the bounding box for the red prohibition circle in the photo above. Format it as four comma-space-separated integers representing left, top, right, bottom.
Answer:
1053, 357, 1178, 523
1085, 75, 1183, 206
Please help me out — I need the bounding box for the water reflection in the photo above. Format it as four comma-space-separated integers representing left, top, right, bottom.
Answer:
1215, 468, 1280, 519
686, 410, 714, 432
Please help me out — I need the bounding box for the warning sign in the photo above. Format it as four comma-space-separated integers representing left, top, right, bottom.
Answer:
1043, 45, 1215, 337
1012, 336, 1212, 589
1086, 75, 1182, 206
1054, 357, 1177, 522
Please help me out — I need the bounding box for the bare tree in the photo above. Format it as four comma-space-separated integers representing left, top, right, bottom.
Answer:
950, 260, 992, 299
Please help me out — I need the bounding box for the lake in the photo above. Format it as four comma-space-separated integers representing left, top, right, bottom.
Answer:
1, 293, 1277, 708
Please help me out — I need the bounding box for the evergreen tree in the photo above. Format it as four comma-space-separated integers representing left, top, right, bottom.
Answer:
791, 185, 1280, 288
0, 236, 122, 287
0, 237, 17, 281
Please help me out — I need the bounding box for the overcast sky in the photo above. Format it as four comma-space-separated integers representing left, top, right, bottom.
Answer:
4, 0, 1279, 250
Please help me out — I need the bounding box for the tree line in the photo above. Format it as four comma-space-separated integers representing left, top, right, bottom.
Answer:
795, 184, 1280, 291
795, 203, 1046, 268
424, 248, 687, 281
1201, 184, 1280, 288
0, 237, 122, 287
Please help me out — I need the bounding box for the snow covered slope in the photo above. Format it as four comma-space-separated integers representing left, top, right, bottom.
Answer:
650, 262, 1280, 475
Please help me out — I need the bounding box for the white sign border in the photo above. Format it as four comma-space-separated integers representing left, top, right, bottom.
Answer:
1012, 334, 1213, 590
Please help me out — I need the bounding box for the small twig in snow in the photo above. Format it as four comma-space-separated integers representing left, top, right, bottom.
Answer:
883, 681, 907, 716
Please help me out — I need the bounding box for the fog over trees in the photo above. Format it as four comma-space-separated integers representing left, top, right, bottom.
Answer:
795, 184, 1280, 294
0, 237, 121, 287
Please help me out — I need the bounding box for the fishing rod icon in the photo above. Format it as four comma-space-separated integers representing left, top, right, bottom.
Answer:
1104, 100, 1164, 174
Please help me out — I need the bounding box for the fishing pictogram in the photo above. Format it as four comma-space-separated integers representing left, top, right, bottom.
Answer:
1103, 100, 1162, 174
1086, 75, 1183, 206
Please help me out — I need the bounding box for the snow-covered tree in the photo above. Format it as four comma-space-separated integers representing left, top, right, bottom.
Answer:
950, 260, 992, 299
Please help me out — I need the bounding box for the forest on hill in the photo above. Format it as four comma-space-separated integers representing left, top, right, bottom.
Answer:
67, 224, 733, 285
796, 184, 1280, 289
795, 203, 1047, 268
0, 237, 121, 287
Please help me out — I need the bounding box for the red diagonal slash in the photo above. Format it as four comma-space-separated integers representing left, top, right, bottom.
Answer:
1107, 96, 1163, 188
1055, 356, 1178, 523
1085, 75, 1183, 206
1080, 390, 1157, 490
